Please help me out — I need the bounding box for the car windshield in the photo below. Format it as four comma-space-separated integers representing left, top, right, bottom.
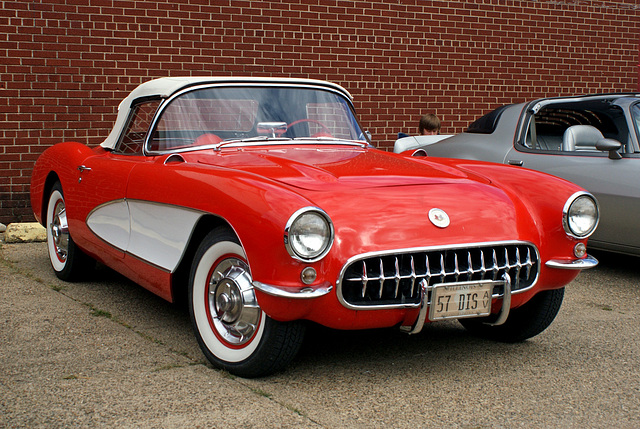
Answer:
148, 85, 366, 152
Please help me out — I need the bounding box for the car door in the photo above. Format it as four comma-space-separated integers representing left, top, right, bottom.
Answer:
68, 99, 162, 260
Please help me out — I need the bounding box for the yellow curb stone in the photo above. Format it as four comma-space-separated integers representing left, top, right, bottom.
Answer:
3, 222, 47, 243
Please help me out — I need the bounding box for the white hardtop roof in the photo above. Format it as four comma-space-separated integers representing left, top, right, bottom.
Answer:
101, 76, 353, 150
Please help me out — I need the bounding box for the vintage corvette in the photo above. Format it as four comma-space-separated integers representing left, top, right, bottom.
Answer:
31, 77, 599, 377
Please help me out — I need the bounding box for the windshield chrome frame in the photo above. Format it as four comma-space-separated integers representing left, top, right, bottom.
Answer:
142, 82, 368, 156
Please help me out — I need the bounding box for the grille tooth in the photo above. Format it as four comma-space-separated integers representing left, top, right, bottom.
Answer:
378, 258, 384, 299
492, 249, 499, 280
453, 253, 460, 281
409, 255, 417, 297
360, 260, 368, 298
514, 248, 522, 288
339, 243, 539, 307
425, 254, 431, 284
393, 257, 401, 298
480, 249, 487, 276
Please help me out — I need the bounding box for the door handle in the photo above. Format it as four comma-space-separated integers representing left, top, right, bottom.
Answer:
507, 160, 523, 166
77, 165, 92, 182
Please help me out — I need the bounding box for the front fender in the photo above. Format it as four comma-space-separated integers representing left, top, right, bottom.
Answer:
124, 159, 318, 291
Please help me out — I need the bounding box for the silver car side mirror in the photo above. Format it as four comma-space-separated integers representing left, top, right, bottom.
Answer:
596, 138, 622, 160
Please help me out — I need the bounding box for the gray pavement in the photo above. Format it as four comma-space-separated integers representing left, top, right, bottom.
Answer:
1, 242, 639, 428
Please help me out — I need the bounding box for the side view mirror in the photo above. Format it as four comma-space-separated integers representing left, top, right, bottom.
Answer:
596, 138, 622, 160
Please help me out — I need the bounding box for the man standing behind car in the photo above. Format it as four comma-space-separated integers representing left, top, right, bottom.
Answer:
419, 113, 441, 135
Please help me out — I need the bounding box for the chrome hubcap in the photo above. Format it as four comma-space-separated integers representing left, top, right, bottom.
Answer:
50, 201, 69, 262
208, 258, 260, 346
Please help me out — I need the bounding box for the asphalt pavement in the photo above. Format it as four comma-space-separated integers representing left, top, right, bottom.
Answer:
1, 241, 639, 428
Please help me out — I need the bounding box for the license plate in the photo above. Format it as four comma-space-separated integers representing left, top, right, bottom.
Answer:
429, 281, 495, 321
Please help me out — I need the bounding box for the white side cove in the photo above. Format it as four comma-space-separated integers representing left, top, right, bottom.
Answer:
86, 200, 130, 251
87, 200, 203, 272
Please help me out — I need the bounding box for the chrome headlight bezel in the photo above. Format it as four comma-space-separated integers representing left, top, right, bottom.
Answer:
563, 192, 599, 239
284, 207, 334, 262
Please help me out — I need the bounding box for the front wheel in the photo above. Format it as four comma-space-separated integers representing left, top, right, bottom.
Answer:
46, 182, 93, 281
459, 288, 565, 343
188, 228, 305, 378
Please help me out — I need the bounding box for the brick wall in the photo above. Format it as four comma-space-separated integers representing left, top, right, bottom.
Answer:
1, 0, 639, 223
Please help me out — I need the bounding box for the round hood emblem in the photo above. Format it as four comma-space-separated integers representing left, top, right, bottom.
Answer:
429, 208, 450, 228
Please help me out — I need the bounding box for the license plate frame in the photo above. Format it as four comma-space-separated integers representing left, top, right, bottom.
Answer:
428, 280, 497, 321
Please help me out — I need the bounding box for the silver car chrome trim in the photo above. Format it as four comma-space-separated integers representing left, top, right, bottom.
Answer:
545, 255, 598, 270
252, 281, 333, 299
399, 280, 429, 335
486, 273, 511, 326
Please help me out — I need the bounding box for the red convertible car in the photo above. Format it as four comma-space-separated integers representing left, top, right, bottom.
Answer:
31, 77, 598, 377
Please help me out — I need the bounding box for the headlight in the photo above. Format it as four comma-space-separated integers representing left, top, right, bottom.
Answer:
284, 207, 334, 261
563, 192, 599, 238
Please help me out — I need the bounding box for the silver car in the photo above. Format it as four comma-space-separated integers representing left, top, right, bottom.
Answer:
395, 93, 640, 256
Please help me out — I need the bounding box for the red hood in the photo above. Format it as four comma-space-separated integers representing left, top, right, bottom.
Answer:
187, 145, 524, 251
176, 144, 539, 256
192, 145, 490, 190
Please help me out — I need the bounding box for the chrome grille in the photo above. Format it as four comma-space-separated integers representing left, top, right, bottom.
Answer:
338, 242, 539, 308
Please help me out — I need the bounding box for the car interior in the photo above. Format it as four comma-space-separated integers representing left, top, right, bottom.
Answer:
523, 99, 629, 153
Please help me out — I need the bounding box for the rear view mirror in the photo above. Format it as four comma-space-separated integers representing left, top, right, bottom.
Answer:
257, 122, 287, 138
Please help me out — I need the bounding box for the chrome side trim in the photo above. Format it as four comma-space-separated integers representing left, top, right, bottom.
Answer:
253, 281, 333, 299
545, 255, 598, 270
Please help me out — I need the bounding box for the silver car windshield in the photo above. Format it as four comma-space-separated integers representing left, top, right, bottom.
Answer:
147, 85, 365, 153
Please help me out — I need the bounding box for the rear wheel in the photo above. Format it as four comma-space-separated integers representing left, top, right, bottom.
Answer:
188, 227, 305, 378
459, 288, 565, 342
46, 182, 93, 281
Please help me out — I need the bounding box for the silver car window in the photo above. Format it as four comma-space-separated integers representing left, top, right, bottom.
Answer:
524, 100, 625, 153
632, 103, 640, 143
